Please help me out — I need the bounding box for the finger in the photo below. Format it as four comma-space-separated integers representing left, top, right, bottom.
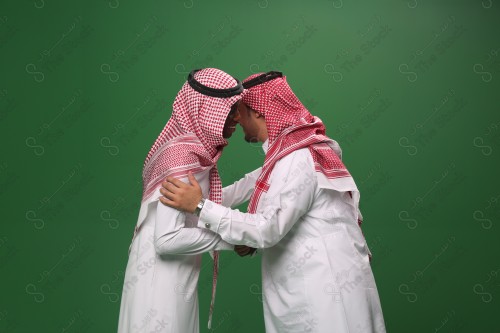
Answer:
160, 188, 176, 201
235, 247, 251, 256
160, 187, 174, 197
236, 251, 248, 257
187, 172, 201, 188
242, 247, 256, 255
159, 196, 178, 208
159, 187, 168, 197
163, 182, 181, 194
235, 248, 250, 254
166, 176, 188, 188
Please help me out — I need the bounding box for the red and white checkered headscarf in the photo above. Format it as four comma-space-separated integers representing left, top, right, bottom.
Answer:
142, 68, 242, 204
140, 68, 243, 329
242, 74, 367, 244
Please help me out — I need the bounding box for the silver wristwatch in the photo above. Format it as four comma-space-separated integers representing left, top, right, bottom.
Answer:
194, 198, 206, 217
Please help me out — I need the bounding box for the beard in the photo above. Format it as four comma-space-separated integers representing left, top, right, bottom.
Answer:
222, 129, 232, 138
222, 125, 236, 138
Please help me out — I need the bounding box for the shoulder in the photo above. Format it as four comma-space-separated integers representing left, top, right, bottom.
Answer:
275, 147, 314, 170
190, 168, 212, 194
271, 148, 316, 185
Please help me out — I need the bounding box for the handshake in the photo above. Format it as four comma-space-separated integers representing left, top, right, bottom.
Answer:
234, 245, 257, 257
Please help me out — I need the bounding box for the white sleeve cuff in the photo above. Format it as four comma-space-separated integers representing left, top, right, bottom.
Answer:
197, 199, 225, 233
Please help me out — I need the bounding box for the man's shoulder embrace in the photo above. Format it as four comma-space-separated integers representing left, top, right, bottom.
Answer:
278, 146, 315, 167
272, 147, 316, 181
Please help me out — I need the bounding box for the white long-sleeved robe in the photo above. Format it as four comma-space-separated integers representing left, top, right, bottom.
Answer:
117, 169, 236, 333
199, 143, 387, 333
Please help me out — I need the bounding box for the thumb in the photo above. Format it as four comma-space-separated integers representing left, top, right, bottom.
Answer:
187, 172, 200, 188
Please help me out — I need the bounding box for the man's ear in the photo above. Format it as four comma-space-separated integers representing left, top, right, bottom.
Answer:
254, 111, 264, 119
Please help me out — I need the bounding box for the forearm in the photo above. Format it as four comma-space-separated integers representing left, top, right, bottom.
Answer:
199, 192, 311, 249
155, 227, 233, 255
222, 167, 262, 208
154, 199, 233, 256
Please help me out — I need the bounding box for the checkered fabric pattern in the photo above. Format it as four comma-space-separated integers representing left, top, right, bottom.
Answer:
142, 68, 242, 203
242, 74, 367, 242
140, 68, 243, 329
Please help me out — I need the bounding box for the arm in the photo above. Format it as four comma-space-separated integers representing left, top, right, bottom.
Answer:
222, 167, 262, 208
199, 152, 316, 248
154, 179, 234, 256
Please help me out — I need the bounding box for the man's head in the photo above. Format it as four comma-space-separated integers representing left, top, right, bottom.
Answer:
142, 68, 244, 204
240, 71, 309, 145
170, 68, 244, 151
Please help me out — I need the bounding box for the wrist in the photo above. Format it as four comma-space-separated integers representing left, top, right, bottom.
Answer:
193, 197, 206, 216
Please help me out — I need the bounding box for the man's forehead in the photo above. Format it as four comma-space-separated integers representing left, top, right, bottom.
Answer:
236, 100, 247, 110
240, 102, 254, 113
241, 102, 259, 114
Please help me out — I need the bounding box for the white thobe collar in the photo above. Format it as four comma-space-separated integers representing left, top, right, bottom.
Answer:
262, 139, 269, 154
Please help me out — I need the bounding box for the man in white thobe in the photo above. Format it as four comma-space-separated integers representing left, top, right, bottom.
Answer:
161, 71, 387, 332
117, 68, 246, 333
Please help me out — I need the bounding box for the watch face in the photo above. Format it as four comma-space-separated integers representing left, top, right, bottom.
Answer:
194, 199, 205, 216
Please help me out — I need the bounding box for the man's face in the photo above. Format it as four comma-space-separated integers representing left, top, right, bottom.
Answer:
234, 102, 261, 143
222, 102, 239, 139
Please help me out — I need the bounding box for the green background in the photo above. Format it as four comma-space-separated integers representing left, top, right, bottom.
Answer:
1, 0, 499, 332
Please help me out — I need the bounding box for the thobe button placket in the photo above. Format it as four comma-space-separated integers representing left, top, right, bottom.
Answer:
205, 223, 210, 229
